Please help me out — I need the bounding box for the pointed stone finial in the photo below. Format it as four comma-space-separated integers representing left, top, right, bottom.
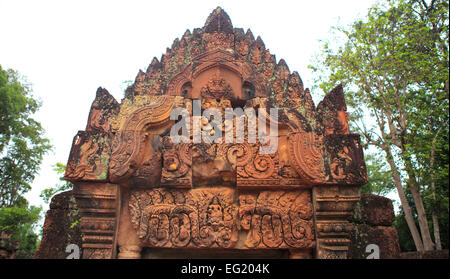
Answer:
86, 87, 120, 132
320, 84, 346, 111
146, 57, 161, 73
93, 87, 118, 107
245, 29, 255, 42
277, 59, 290, 74
204, 7, 233, 34
255, 36, 265, 49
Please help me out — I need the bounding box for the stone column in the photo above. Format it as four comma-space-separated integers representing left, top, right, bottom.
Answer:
117, 187, 143, 259
313, 185, 360, 259
73, 182, 119, 259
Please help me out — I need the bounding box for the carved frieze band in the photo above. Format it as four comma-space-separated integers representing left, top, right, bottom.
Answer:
128, 188, 315, 250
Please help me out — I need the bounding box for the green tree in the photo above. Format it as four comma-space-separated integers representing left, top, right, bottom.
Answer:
40, 163, 73, 204
0, 65, 52, 207
0, 204, 42, 258
360, 153, 396, 196
310, 0, 448, 251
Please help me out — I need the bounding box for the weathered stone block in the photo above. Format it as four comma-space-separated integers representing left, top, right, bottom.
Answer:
35, 191, 82, 259
349, 225, 400, 259
352, 193, 395, 226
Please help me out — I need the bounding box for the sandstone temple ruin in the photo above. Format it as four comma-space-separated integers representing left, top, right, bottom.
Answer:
47, 8, 369, 259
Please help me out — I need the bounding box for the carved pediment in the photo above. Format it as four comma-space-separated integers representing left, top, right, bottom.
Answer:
60, 7, 369, 260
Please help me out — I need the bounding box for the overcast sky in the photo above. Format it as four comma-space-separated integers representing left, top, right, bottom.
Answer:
0, 0, 384, 211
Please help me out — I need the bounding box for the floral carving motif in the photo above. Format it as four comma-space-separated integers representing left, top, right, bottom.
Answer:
109, 96, 176, 183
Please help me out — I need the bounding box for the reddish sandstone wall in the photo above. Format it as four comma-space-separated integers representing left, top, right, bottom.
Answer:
35, 191, 82, 259
348, 193, 401, 259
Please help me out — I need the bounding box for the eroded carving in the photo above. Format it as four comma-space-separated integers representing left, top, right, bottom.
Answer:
288, 132, 326, 184
161, 137, 192, 188
65, 131, 110, 182
129, 188, 314, 250
239, 190, 314, 249
129, 188, 238, 248
200, 68, 234, 99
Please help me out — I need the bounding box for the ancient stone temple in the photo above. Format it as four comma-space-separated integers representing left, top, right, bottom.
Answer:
59, 7, 368, 259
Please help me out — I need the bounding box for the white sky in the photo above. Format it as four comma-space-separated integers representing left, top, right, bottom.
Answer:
0, 0, 390, 212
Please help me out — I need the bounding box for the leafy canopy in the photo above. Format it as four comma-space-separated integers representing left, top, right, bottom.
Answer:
0, 65, 52, 207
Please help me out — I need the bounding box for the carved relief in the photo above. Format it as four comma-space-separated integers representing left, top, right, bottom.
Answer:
65, 131, 110, 182
109, 130, 147, 183
130, 144, 162, 187
166, 66, 192, 96
288, 132, 326, 184
129, 188, 314, 250
161, 137, 192, 188
236, 144, 280, 188
192, 143, 235, 186
110, 95, 175, 133
109, 96, 177, 183
214, 142, 282, 188
324, 134, 368, 185
200, 68, 234, 99
85, 87, 120, 133
86, 109, 110, 132
129, 187, 238, 248
73, 182, 119, 259
239, 190, 314, 249
313, 185, 360, 259
203, 32, 234, 51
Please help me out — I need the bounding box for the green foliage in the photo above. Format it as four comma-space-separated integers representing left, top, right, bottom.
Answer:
0, 205, 42, 258
40, 163, 73, 204
70, 217, 80, 229
0, 65, 52, 207
360, 153, 396, 196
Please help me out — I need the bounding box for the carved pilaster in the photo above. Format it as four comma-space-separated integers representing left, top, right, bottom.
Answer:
312, 185, 360, 259
117, 187, 143, 259
73, 182, 119, 259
